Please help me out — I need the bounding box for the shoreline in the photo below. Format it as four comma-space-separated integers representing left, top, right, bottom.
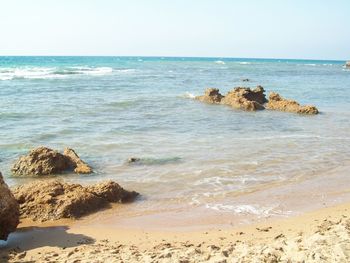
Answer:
2, 201, 350, 262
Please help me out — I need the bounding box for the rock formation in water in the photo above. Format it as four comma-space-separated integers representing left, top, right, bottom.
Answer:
221, 86, 267, 111
195, 86, 267, 111
12, 180, 139, 222
0, 172, 19, 240
346, 61, 350, 68
266, 92, 319, 115
195, 88, 224, 104
11, 147, 93, 176
195, 86, 319, 114
63, 148, 93, 174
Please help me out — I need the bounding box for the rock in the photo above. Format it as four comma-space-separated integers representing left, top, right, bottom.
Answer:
195, 88, 224, 104
87, 181, 139, 203
126, 157, 141, 164
63, 148, 92, 174
221, 86, 267, 111
266, 92, 319, 115
12, 147, 92, 176
12, 180, 139, 222
196, 86, 267, 111
346, 61, 350, 68
242, 78, 250, 82
0, 172, 19, 240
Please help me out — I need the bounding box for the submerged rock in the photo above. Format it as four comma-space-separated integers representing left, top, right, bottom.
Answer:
11, 147, 93, 176
0, 172, 19, 240
196, 86, 267, 111
195, 88, 224, 104
266, 92, 319, 115
126, 157, 141, 164
12, 180, 139, 222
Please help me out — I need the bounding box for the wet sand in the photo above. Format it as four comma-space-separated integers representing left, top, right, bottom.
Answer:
1, 202, 350, 262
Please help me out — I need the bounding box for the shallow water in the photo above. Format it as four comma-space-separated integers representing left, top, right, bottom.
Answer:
1, 56, 350, 225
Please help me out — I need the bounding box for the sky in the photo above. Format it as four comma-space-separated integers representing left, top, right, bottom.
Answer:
0, 0, 349, 60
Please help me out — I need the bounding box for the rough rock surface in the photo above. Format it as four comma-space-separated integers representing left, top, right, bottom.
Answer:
266, 92, 319, 115
221, 86, 267, 111
0, 172, 19, 240
12, 180, 139, 221
11, 147, 93, 176
63, 148, 93, 174
195, 88, 224, 104
196, 86, 267, 111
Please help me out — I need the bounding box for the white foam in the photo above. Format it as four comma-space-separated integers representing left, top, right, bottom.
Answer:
0, 66, 116, 80
238, 62, 251, 65
214, 60, 226, 65
183, 92, 196, 99
205, 203, 291, 218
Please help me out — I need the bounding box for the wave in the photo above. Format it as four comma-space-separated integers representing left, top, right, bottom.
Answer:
205, 203, 291, 217
238, 62, 251, 65
182, 92, 196, 99
214, 60, 226, 65
0, 66, 125, 80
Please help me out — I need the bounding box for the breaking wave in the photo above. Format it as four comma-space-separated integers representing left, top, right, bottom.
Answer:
0, 66, 134, 80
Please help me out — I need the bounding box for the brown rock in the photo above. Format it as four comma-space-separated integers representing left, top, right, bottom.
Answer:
266, 92, 319, 115
12, 147, 92, 176
221, 86, 267, 111
195, 88, 224, 104
346, 61, 350, 68
0, 172, 19, 240
87, 181, 139, 203
63, 148, 93, 174
12, 180, 139, 222
196, 86, 267, 111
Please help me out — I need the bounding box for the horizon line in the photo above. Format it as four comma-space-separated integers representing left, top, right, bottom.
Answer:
0, 55, 347, 62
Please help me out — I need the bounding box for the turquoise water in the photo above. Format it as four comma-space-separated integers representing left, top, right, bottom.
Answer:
1, 56, 350, 223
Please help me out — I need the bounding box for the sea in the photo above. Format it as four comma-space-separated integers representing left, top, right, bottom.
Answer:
1, 56, 350, 228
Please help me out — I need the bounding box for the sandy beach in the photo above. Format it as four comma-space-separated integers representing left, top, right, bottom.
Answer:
1, 201, 349, 262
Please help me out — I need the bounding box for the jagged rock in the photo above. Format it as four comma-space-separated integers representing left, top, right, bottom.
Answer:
195, 88, 224, 104
11, 147, 93, 176
221, 86, 267, 111
0, 172, 19, 240
63, 148, 92, 174
266, 92, 319, 115
12, 180, 139, 222
346, 61, 350, 68
87, 181, 139, 203
196, 86, 267, 111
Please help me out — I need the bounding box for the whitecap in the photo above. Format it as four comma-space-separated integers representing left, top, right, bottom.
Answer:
182, 92, 196, 99
214, 60, 226, 65
238, 62, 251, 65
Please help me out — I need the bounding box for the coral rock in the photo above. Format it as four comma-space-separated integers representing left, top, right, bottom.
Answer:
12, 147, 92, 176
12, 180, 139, 222
266, 92, 319, 115
63, 148, 93, 174
0, 172, 19, 240
195, 88, 224, 104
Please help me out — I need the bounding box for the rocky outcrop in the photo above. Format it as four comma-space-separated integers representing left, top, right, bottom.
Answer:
266, 92, 319, 115
195, 86, 319, 114
195, 86, 267, 111
12, 180, 139, 222
346, 61, 350, 68
221, 86, 267, 111
195, 88, 224, 104
63, 148, 92, 174
11, 147, 93, 176
0, 172, 19, 240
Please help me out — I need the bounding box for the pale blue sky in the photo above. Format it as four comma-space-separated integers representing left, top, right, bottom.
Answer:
1, 0, 349, 59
